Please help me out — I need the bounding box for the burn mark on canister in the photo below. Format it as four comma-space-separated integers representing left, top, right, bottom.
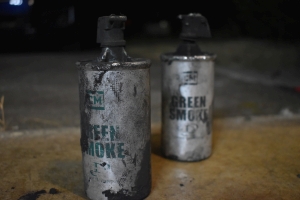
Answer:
132, 153, 137, 166
207, 104, 213, 135
143, 99, 148, 108
132, 141, 151, 199
102, 189, 132, 200
99, 162, 107, 167
122, 159, 126, 167
124, 150, 130, 156
80, 115, 91, 153
102, 142, 151, 199
94, 71, 107, 87
111, 81, 123, 101
202, 111, 208, 123
206, 121, 211, 135
80, 80, 92, 153
95, 133, 100, 140
133, 85, 137, 97
118, 169, 132, 188
123, 150, 137, 167
80, 119, 91, 153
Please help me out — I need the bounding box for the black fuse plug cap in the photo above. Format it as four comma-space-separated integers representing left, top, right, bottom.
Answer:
174, 13, 211, 56
97, 15, 127, 47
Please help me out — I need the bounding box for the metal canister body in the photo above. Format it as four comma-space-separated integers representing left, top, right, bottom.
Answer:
161, 54, 216, 161
77, 59, 151, 200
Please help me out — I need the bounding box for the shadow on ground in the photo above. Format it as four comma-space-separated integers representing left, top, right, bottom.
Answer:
41, 160, 85, 198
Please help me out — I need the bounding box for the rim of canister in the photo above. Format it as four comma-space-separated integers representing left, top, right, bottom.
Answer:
160, 52, 216, 62
76, 58, 151, 71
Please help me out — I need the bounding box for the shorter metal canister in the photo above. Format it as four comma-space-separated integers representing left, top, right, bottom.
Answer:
76, 15, 151, 200
161, 13, 216, 161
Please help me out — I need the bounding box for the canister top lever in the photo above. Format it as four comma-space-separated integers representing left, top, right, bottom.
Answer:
175, 13, 211, 56
97, 14, 127, 47
96, 14, 131, 62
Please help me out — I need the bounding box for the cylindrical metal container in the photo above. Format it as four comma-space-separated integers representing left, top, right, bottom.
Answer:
76, 15, 151, 200
161, 13, 216, 162
161, 54, 216, 161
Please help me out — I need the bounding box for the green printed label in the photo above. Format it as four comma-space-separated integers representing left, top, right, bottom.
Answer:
87, 91, 104, 110
169, 95, 208, 122
182, 71, 198, 85
85, 124, 125, 159
87, 141, 125, 158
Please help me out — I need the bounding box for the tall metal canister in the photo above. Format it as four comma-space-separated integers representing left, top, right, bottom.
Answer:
161, 13, 216, 161
76, 15, 151, 200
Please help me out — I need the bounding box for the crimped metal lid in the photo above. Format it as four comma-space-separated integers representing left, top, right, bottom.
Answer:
161, 52, 216, 62
76, 58, 151, 71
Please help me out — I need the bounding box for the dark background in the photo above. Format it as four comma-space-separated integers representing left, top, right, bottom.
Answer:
0, 0, 299, 52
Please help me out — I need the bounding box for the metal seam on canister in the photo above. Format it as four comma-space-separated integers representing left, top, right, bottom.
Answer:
161, 53, 217, 62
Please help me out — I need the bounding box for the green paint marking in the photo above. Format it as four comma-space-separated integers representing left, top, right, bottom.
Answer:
101, 125, 108, 140
95, 142, 104, 158
87, 91, 105, 110
117, 143, 125, 158
88, 141, 94, 156
105, 143, 116, 158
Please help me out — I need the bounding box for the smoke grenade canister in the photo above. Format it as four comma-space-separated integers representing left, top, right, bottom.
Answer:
76, 15, 151, 199
161, 13, 216, 161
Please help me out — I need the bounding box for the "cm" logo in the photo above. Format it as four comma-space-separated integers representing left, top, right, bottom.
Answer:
182, 71, 198, 85
87, 91, 104, 110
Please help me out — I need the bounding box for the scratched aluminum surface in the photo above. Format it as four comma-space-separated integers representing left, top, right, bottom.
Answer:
161, 55, 215, 161
77, 59, 151, 200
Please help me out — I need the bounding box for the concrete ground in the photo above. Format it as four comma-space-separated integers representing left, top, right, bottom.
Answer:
1, 117, 300, 200
0, 38, 300, 199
